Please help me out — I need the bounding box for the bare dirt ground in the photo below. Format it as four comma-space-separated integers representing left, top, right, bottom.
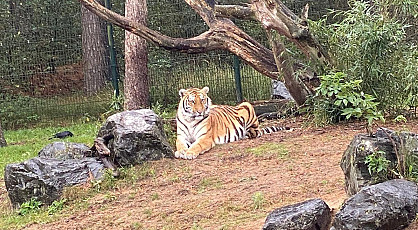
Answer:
17, 119, 418, 229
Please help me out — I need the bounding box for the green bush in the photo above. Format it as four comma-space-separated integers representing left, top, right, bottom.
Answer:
310, 0, 418, 113
309, 72, 384, 126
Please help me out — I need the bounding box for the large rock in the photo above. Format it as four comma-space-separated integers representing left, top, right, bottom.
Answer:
5, 157, 104, 207
97, 109, 174, 166
263, 198, 331, 230
340, 128, 418, 196
331, 179, 418, 230
38, 142, 90, 159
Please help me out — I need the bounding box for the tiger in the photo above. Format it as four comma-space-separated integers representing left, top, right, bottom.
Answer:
175, 86, 290, 159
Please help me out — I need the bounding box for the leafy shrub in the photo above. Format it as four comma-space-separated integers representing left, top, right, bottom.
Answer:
310, 0, 418, 113
309, 72, 384, 125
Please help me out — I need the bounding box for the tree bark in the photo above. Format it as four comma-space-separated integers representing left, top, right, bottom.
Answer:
81, 0, 109, 96
0, 122, 7, 147
124, 0, 149, 110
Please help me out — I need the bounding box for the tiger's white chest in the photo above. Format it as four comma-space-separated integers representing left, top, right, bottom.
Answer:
182, 117, 209, 144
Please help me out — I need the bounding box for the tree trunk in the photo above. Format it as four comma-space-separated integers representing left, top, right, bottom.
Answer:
267, 31, 311, 105
81, 0, 109, 96
124, 0, 149, 110
0, 122, 7, 147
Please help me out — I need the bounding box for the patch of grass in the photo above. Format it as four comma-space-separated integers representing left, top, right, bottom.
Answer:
130, 222, 144, 230
0, 197, 69, 229
1, 90, 112, 130
216, 200, 266, 228
47, 199, 67, 215
197, 177, 223, 193
18, 198, 42, 216
247, 143, 289, 159
0, 121, 100, 178
252, 191, 265, 210
144, 209, 153, 218
151, 193, 159, 201
191, 223, 204, 230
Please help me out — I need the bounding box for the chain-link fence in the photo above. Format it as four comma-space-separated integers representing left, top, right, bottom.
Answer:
0, 0, 341, 129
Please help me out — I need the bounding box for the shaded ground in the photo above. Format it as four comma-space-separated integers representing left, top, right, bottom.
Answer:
9, 119, 418, 229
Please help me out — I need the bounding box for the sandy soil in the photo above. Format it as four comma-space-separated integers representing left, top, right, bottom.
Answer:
16, 119, 418, 229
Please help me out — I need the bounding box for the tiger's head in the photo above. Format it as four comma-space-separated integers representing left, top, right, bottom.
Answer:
178, 87, 212, 120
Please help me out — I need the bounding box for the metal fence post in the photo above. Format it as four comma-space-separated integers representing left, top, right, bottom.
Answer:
105, 0, 120, 98
233, 55, 243, 103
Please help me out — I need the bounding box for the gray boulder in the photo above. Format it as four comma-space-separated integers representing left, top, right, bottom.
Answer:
97, 109, 174, 166
331, 179, 418, 230
271, 80, 293, 100
38, 142, 90, 159
340, 128, 418, 196
5, 156, 104, 207
263, 198, 331, 230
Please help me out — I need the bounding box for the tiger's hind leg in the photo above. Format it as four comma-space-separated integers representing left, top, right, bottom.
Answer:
246, 121, 262, 139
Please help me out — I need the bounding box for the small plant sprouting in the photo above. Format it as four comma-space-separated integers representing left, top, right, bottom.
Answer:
393, 115, 407, 123
18, 198, 43, 216
47, 198, 67, 215
252, 191, 265, 210
364, 150, 391, 181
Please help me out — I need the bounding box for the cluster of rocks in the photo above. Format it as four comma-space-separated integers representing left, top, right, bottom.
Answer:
263, 128, 418, 229
4, 109, 173, 207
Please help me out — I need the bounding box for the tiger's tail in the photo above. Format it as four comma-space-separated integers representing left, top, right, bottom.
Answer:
259, 126, 291, 136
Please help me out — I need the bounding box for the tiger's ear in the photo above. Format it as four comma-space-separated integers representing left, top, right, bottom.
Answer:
179, 89, 187, 98
202, 86, 209, 94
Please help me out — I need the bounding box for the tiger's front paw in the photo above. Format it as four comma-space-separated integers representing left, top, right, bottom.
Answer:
175, 150, 199, 160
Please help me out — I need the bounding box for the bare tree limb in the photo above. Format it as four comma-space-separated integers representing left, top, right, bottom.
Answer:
78, 0, 279, 79
252, 0, 330, 64
214, 5, 255, 19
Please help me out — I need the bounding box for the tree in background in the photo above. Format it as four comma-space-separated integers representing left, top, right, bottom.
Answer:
81, 0, 109, 96
0, 122, 6, 147
124, 0, 149, 110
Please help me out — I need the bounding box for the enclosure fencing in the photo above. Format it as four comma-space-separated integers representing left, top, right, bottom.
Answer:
0, 0, 338, 129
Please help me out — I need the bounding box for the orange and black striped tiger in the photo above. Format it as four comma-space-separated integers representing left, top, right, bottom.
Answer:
175, 87, 289, 159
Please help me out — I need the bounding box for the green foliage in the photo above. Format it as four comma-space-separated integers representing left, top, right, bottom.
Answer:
309, 72, 384, 125
104, 91, 124, 116
18, 198, 42, 216
404, 152, 418, 182
365, 150, 392, 181
47, 199, 67, 215
393, 115, 407, 123
311, 0, 418, 113
251, 192, 265, 210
